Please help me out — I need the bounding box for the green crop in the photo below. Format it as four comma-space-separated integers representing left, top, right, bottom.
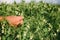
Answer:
0, 1, 60, 40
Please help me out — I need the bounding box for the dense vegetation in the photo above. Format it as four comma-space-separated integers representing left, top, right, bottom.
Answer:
0, 1, 60, 40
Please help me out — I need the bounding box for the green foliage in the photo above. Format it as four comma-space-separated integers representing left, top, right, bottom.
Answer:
0, 2, 60, 40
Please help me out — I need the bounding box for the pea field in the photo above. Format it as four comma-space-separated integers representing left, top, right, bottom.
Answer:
0, 1, 60, 40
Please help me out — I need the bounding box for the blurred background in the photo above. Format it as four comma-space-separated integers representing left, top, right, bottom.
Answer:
0, 0, 60, 4
0, 0, 60, 40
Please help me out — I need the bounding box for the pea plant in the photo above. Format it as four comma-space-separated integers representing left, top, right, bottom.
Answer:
0, 1, 60, 40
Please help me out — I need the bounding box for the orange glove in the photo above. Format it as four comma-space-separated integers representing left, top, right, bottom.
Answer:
0, 16, 24, 26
